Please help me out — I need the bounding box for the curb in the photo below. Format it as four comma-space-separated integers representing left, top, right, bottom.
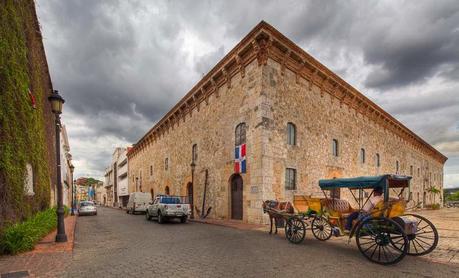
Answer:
189, 218, 267, 232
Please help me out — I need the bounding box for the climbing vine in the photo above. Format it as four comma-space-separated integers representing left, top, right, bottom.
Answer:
0, 0, 52, 231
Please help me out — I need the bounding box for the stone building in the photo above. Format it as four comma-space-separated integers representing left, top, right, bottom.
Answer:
1, 0, 59, 228
127, 21, 447, 224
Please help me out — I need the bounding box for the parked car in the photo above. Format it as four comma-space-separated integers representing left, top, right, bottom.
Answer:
145, 195, 191, 223
126, 192, 152, 214
78, 201, 97, 216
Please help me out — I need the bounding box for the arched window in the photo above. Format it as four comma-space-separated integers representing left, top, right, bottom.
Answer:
287, 123, 296, 145
24, 163, 34, 196
192, 144, 198, 162
360, 148, 365, 164
165, 186, 170, 195
235, 123, 246, 146
375, 153, 380, 167
332, 139, 339, 157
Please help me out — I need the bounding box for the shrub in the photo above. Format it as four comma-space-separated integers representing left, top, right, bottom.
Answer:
0, 207, 68, 255
431, 203, 441, 210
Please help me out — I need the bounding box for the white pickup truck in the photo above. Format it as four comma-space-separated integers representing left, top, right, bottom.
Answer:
145, 195, 191, 223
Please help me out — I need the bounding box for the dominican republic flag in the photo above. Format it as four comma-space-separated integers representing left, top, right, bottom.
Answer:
234, 143, 246, 173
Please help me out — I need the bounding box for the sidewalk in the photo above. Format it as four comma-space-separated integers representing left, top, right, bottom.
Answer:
0, 215, 76, 277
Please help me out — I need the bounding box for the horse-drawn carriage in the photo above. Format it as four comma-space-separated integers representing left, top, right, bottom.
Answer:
262, 175, 439, 265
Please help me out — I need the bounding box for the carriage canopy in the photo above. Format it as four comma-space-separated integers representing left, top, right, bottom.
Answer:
319, 175, 411, 190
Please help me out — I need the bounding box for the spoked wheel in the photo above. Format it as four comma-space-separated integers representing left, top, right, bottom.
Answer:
356, 217, 408, 265
285, 217, 306, 244
391, 214, 439, 256
311, 216, 332, 241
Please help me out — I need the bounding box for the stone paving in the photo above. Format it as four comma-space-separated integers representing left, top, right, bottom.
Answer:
1, 207, 459, 277
65, 207, 458, 277
414, 208, 459, 264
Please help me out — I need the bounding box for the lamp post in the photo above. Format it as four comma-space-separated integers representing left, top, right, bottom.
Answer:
190, 162, 196, 219
69, 164, 75, 216
48, 90, 67, 243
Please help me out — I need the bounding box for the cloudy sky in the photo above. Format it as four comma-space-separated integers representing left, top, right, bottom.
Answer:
36, 0, 459, 187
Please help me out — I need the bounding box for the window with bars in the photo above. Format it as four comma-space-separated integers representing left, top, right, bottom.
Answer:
396, 161, 399, 174
287, 123, 296, 146
165, 158, 169, 171
285, 168, 296, 190
235, 123, 246, 146
360, 148, 366, 164
150, 165, 153, 176
192, 144, 198, 162
332, 139, 339, 157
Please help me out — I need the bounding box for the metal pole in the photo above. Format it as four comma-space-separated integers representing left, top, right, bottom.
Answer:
191, 166, 194, 219
70, 176, 75, 216
55, 115, 67, 242
201, 169, 208, 218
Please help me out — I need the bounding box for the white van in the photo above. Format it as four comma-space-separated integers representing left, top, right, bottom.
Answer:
126, 192, 151, 214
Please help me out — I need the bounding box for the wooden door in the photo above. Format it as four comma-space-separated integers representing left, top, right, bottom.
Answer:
231, 175, 243, 220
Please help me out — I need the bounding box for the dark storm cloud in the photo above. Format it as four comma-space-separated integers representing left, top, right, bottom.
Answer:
36, 0, 459, 185
363, 1, 459, 89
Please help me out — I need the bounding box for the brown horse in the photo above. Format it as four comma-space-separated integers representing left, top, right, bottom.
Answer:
262, 200, 294, 234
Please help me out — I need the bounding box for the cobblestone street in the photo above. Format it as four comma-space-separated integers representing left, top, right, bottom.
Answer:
66, 207, 459, 277
2, 207, 459, 277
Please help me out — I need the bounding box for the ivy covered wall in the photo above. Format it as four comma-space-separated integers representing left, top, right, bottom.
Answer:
0, 0, 57, 230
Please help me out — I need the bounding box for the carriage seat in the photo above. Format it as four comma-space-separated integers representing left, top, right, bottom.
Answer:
371, 198, 406, 218
321, 198, 354, 219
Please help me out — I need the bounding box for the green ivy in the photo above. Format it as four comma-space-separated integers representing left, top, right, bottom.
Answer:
0, 0, 52, 231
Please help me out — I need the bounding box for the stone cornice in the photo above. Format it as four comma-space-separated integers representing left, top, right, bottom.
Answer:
128, 21, 447, 164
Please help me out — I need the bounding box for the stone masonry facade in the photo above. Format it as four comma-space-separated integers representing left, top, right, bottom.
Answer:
127, 21, 447, 224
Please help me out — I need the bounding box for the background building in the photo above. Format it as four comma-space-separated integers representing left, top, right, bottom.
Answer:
127, 22, 447, 224
60, 125, 73, 208
104, 147, 129, 207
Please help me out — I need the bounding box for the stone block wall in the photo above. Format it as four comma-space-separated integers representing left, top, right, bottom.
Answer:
128, 59, 268, 223
262, 58, 444, 208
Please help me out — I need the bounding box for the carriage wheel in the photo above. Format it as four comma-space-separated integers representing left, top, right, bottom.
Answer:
311, 216, 332, 241
285, 218, 306, 244
356, 217, 408, 265
391, 214, 439, 256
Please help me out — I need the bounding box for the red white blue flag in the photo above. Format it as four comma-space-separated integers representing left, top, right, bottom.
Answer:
234, 143, 246, 173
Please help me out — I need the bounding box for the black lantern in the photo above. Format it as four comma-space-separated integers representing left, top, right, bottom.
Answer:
48, 90, 65, 114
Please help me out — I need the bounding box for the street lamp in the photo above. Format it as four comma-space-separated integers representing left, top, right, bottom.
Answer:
69, 163, 75, 216
48, 90, 67, 243
190, 161, 196, 219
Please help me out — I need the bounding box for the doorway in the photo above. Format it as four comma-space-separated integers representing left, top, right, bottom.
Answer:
230, 174, 243, 220
187, 182, 194, 219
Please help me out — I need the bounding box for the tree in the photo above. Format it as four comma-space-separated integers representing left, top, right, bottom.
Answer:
427, 186, 441, 204
84, 177, 101, 187
446, 191, 459, 201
